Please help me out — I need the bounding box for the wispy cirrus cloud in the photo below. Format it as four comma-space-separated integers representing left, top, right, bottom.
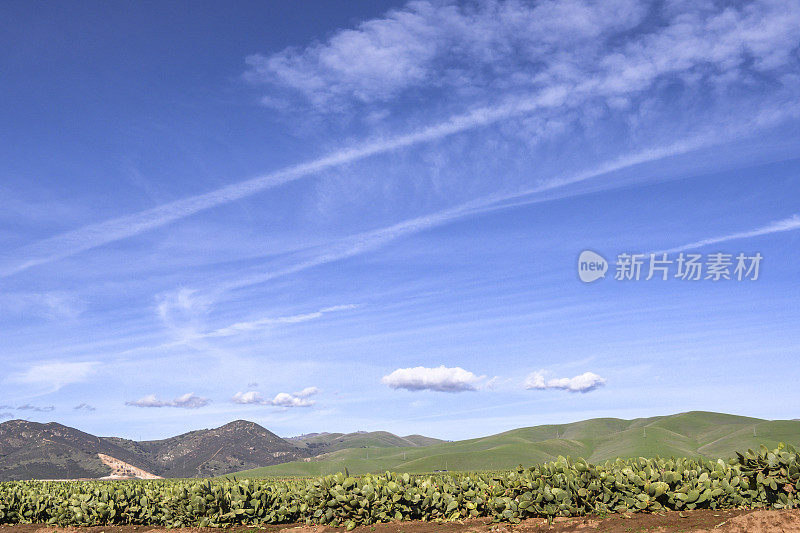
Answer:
203, 305, 358, 338
155, 288, 214, 342
152, 303, 359, 349
525, 371, 606, 393
0, 96, 560, 279
125, 392, 210, 409
382, 365, 486, 392
0, 291, 84, 320
6, 361, 99, 393
214, 118, 794, 294
246, 0, 800, 110
4, 1, 798, 279
654, 214, 800, 254
232, 386, 319, 408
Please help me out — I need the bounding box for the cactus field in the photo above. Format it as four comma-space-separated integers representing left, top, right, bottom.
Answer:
0, 444, 797, 530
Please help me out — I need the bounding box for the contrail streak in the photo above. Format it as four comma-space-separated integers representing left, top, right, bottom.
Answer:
654, 214, 800, 255
217, 134, 718, 292
3, 94, 795, 279
216, 117, 800, 293
0, 90, 567, 278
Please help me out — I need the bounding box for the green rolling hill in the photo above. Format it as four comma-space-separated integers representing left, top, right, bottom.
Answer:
286, 431, 444, 456
235, 411, 800, 477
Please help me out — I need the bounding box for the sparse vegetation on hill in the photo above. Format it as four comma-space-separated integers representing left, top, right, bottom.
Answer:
0, 420, 306, 481
0, 420, 155, 481
104, 420, 306, 478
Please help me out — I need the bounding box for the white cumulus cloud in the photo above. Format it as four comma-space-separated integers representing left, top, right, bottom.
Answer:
232, 387, 319, 407
382, 365, 485, 392
232, 391, 265, 405
525, 371, 606, 393
126, 392, 210, 409
270, 392, 315, 408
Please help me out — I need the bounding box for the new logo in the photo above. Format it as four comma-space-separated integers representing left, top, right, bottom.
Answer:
578, 250, 607, 283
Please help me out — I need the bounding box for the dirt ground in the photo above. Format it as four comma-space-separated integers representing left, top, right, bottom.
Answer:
2, 509, 799, 533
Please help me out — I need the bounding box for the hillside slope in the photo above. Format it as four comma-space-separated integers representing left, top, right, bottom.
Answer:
0, 420, 155, 481
0, 419, 307, 480
0, 419, 445, 481
103, 420, 307, 478
287, 431, 445, 455
236, 411, 800, 477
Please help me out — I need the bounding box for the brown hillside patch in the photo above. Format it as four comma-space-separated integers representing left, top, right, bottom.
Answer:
97, 454, 161, 480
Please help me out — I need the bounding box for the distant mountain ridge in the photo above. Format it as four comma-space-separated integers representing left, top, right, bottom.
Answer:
102, 420, 306, 478
3, 411, 798, 481
0, 420, 156, 481
0, 419, 307, 481
0, 419, 441, 481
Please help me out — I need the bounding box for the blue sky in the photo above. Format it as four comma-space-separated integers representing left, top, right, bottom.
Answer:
1, 0, 799, 441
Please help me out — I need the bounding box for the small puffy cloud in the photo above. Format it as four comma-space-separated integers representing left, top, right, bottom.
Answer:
73, 403, 96, 412
171, 393, 210, 408
525, 371, 606, 393
270, 392, 315, 407
126, 394, 162, 408
17, 404, 55, 412
232, 387, 319, 407
8, 361, 99, 392
294, 386, 320, 398
232, 391, 265, 405
382, 365, 484, 392
126, 393, 210, 409
0, 412, 13, 420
